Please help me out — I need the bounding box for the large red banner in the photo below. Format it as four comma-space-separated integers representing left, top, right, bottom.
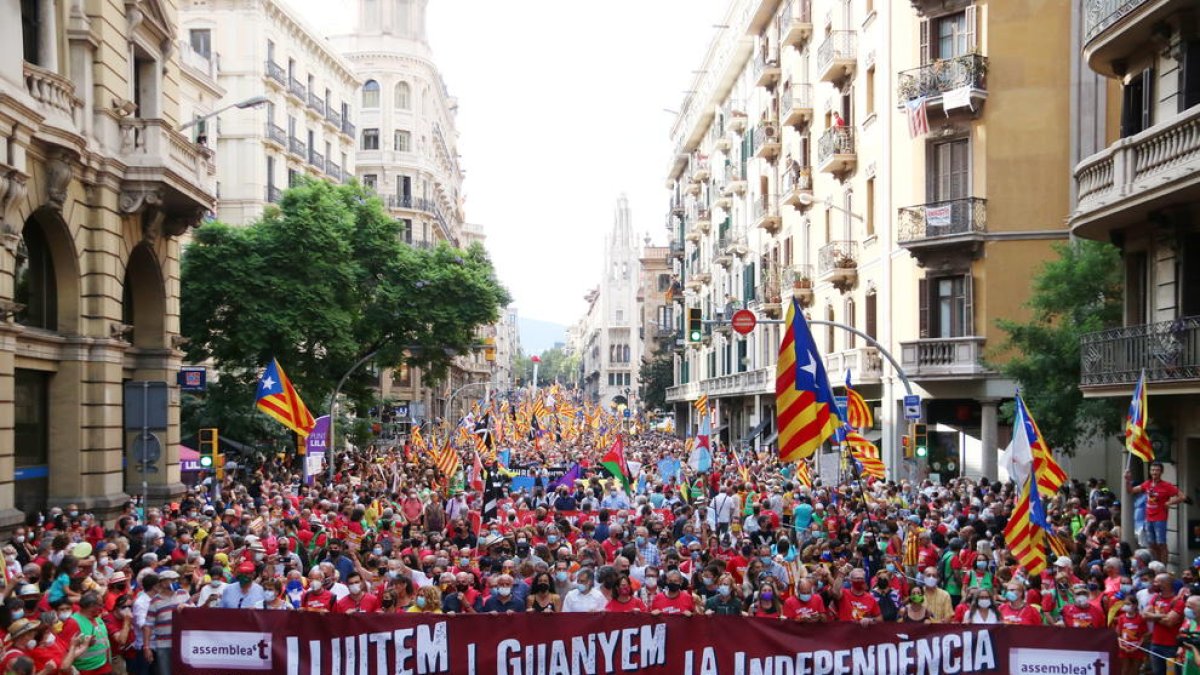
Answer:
172, 608, 1116, 675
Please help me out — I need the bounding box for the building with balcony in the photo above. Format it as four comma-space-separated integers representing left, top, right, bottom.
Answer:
1070, 0, 1200, 562
639, 246, 676, 390
0, 0, 218, 519
661, 0, 1076, 481
179, 0, 359, 226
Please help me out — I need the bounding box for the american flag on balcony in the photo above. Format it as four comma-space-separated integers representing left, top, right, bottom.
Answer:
905, 96, 929, 139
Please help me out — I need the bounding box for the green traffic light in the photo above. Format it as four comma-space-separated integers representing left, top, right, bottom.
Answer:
199, 456, 213, 468
689, 330, 702, 342
915, 446, 928, 458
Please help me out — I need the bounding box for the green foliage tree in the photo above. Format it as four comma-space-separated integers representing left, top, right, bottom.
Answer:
992, 239, 1124, 453
516, 346, 580, 388
180, 179, 509, 444
639, 348, 674, 412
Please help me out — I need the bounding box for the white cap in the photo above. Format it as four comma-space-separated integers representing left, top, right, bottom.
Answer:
1054, 556, 1073, 568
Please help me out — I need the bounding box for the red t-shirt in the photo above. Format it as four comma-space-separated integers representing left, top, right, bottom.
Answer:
1062, 603, 1106, 629
1140, 480, 1180, 522
335, 592, 382, 614
783, 594, 827, 621
1149, 593, 1184, 646
836, 591, 881, 623
1116, 612, 1148, 657
605, 597, 646, 613
301, 589, 334, 612
650, 593, 695, 615
998, 602, 1042, 625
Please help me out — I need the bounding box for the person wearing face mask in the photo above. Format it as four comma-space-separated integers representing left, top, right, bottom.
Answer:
705, 573, 744, 616
835, 569, 881, 627
481, 575, 525, 614
1059, 583, 1105, 628
917, 568, 953, 623
261, 579, 291, 610
748, 581, 783, 618
218, 562, 264, 609
526, 572, 561, 613
604, 575, 645, 613
963, 556, 994, 592
636, 568, 660, 607
898, 589, 931, 624
407, 586, 442, 614
997, 581, 1042, 625
649, 570, 695, 616
562, 569, 607, 613
962, 590, 1000, 624
59, 592, 116, 675
1114, 596, 1148, 675
1145, 573, 1185, 675
300, 570, 333, 612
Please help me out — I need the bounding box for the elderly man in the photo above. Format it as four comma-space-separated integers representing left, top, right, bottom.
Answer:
1144, 573, 1184, 675
561, 568, 606, 613
481, 575, 525, 613
920, 567, 954, 623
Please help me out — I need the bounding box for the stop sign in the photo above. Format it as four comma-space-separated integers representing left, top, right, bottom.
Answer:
731, 309, 757, 335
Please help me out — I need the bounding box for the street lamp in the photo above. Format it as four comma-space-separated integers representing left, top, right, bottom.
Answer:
178, 94, 270, 131
796, 192, 864, 221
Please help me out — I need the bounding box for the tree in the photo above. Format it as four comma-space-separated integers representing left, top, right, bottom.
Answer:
639, 348, 674, 412
991, 239, 1124, 453
180, 179, 509, 443
516, 346, 580, 388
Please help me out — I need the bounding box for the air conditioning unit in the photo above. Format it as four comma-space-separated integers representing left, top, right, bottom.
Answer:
765, 124, 779, 138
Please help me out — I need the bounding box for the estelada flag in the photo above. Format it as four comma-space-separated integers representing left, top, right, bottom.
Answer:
256, 358, 316, 437
776, 299, 841, 463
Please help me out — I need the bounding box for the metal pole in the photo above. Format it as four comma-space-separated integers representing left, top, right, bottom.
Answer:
446, 381, 490, 426
328, 350, 380, 483
141, 382, 149, 518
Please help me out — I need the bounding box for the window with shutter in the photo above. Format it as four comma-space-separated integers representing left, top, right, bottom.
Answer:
919, 19, 931, 66
962, 273, 974, 335
918, 278, 930, 338
865, 291, 877, 340
964, 5, 977, 52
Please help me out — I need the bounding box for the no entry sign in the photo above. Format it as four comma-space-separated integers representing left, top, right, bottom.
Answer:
731, 309, 757, 335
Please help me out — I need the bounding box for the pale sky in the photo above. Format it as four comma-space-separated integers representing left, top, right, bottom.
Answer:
287, 0, 724, 328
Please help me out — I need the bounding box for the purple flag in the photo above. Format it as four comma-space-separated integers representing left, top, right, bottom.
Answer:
550, 463, 581, 491
304, 415, 330, 485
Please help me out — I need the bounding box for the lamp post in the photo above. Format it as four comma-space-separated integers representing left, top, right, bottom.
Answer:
178, 94, 271, 131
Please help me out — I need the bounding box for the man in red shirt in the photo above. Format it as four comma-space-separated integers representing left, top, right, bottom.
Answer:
997, 581, 1042, 625
783, 579, 827, 622
649, 571, 695, 616
335, 572, 382, 613
1127, 462, 1184, 563
1144, 573, 1184, 675
836, 569, 881, 627
300, 569, 334, 612
1061, 584, 1105, 628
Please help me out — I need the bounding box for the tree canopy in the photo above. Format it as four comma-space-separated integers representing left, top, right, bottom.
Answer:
516, 346, 579, 388
638, 348, 674, 412
180, 179, 509, 444
992, 239, 1124, 453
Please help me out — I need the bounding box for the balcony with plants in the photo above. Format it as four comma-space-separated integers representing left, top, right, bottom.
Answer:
818, 240, 858, 292
817, 125, 855, 176
896, 53, 988, 117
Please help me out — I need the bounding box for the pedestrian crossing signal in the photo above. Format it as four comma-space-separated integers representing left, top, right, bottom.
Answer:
199, 427, 218, 469
687, 308, 703, 343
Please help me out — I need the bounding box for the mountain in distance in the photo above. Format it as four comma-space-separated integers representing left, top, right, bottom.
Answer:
519, 317, 569, 354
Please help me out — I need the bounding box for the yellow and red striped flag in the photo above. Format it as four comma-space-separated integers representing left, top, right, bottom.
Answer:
846, 431, 885, 480
694, 394, 709, 418
434, 440, 460, 480
1003, 394, 1058, 575
776, 299, 841, 463
796, 458, 812, 489
1125, 370, 1154, 463
843, 372, 873, 430
255, 358, 316, 437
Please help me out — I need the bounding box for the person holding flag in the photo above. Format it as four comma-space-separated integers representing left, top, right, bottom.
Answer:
1125, 461, 1183, 564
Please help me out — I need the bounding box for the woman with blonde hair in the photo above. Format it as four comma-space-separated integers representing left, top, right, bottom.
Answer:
408, 585, 442, 613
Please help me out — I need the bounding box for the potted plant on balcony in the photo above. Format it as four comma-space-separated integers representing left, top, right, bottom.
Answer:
793, 273, 812, 290
835, 254, 857, 269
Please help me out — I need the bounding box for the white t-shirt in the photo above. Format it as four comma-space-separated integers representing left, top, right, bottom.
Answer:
561, 588, 607, 613
713, 494, 738, 524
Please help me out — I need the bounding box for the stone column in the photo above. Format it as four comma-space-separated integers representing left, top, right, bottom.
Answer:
980, 399, 999, 482
38, 0, 58, 73
0, 0, 24, 86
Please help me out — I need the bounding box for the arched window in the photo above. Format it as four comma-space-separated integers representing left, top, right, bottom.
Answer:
14, 219, 57, 330
395, 81, 411, 109
362, 80, 380, 108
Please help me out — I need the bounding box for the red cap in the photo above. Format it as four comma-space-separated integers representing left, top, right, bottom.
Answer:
237, 561, 256, 575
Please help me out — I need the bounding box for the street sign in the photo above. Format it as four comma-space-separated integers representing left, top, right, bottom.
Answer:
132, 432, 162, 464
177, 367, 207, 392
623, 408, 632, 419
833, 395, 847, 412
731, 309, 757, 335
903, 394, 922, 420
394, 403, 410, 419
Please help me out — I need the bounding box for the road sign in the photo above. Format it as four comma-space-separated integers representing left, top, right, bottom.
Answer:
177, 367, 207, 392
623, 408, 632, 419
731, 309, 757, 335
904, 394, 921, 420
132, 432, 162, 464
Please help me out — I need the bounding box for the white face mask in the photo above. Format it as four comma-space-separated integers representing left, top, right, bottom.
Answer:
264, 591, 278, 601
977, 599, 992, 609
310, 580, 323, 591
348, 583, 362, 594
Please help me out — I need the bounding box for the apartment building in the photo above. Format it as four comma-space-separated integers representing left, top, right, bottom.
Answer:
493, 306, 522, 390
1070, 0, 1200, 562
331, 0, 481, 420
1, 0, 217, 518
579, 197, 645, 406
179, 0, 360, 226
639, 245, 675, 398
665, 0, 1074, 479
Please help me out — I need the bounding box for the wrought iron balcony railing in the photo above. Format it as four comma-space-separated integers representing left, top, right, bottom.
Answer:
266, 184, 282, 203
264, 122, 286, 146
1083, 0, 1151, 43
308, 92, 325, 115
818, 240, 858, 275
1081, 315, 1200, 386
897, 197, 987, 242
288, 136, 307, 157
897, 54, 989, 102
288, 78, 306, 100
265, 60, 285, 85
817, 126, 855, 164
325, 106, 342, 129
309, 150, 325, 172
817, 31, 856, 77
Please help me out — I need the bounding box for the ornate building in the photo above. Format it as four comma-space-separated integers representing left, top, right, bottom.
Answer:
0, 0, 217, 519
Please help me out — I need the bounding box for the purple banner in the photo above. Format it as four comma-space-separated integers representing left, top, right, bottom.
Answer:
304, 415, 329, 484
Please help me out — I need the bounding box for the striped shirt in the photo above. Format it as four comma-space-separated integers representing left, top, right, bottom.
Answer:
148, 590, 189, 649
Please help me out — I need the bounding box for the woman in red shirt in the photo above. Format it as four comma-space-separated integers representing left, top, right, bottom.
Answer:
605, 576, 645, 613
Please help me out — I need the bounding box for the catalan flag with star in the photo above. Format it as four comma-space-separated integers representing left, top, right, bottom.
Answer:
255, 358, 316, 437
843, 371, 873, 429
776, 299, 841, 463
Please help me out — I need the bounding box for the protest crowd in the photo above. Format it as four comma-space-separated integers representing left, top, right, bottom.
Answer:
0, 384, 1189, 675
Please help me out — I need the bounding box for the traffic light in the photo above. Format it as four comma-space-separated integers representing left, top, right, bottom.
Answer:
901, 433, 913, 459
913, 423, 928, 458
198, 428, 218, 470
483, 336, 496, 362
687, 307, 703, 343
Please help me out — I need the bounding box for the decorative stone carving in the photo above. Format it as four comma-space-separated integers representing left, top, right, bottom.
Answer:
164, 207, 206, 238
110, 322, 135, 341
45, 152, 72, 211
170, 334, 190, 350
0, 167, 29, 243
119, 187, 168, 244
